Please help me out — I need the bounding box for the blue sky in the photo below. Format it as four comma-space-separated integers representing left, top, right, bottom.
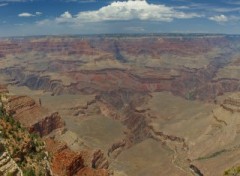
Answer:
0, 0, 240, 36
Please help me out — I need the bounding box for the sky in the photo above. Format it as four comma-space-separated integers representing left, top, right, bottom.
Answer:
0, 0, 240, 36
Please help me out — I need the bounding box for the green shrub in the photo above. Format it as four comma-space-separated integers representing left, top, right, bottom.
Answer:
7, 172, 15, 176
224, 166, 240, 176
23, 168, 36, 176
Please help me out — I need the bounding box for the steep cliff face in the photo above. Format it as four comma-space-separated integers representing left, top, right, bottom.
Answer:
29, 112, 65, 137
2, 68, 66, 95
45, 138, 110, 176
1, 89, 111, 176
0, 96, 52, 176
45, 138, 84, 176
52, 148, 84, 176
3, 95, 65, 137
0, 145, 23, 176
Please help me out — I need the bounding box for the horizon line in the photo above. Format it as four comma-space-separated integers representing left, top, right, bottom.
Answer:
1, 32, 240, 39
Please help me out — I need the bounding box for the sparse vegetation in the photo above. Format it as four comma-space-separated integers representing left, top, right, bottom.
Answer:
7, 172, 16, 176
224, 166, 240, 176
23, 167, 36, 176
0, 96, 50, 175
185, 91, 196, 100
196, 149, 227, 160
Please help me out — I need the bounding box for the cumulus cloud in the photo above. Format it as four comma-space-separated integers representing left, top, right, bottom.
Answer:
209, 14, 228, 23
55, 11, 73, 24
18, 11, 42, 17
60, 11, 72, 19
52, 0, 200, 25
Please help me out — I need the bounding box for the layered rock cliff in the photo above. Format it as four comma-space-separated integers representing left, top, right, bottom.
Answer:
0, 87, 111, 176
0, 93, 52, 176
0, 144, 23, 176
3, 95, 65, 137
45, 138, 110, 176
1, 35, 240, 101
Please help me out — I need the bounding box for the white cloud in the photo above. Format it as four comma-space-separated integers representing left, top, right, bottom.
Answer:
36, 19, 50, 26
209, 14, 229, 23
0, 3, 8, 7
55, 11, 73, 24
18, 12, 35, 17
60, 11, 72, 19
213, 7, 240, 13
18, 11, 42, 17
35, 12, 42, 15
52, 0, 200, 25
225, 0, 240, 5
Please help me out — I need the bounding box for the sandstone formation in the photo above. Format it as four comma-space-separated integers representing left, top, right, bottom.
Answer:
45, 138, 110, 176
0, 144, 23, 176
0, 93, 52, 176
0, 88, 110, 176
3, 95, 65, 137
221, 94, 240, 113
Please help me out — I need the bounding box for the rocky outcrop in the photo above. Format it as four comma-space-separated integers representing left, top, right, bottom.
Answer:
3, 68, 66, 95
0, 98, 53, 176
28, 112, 65, 137
92, 150, 109, 169
45, 138, 84, 176
0, 145, 23, 176
45, 139, 110, 176
0, 85, 8, 94
221, 95, 240, 113
1, 88, 110, 175
4, 96, 36, 115
108, 140, 127, 158
149, 125, 186, 144
52, 148, 84, 176
190, 164, 204, 176
3, 95, 65, 137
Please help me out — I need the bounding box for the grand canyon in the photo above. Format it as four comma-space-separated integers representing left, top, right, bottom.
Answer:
1, 34, 240, 176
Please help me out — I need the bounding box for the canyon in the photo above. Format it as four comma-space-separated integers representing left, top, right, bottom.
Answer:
1, 34, 240, 175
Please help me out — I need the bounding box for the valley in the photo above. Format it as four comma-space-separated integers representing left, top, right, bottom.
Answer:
1, 34, 240, 175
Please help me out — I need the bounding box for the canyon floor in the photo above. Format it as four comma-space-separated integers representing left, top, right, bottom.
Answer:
1, 34, 240, 176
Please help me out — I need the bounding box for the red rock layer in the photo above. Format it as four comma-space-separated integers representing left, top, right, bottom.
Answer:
52, 148, 84, 176
0, 84, 8, 94
4, 95, 65, 136
45, 139, 110, 176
